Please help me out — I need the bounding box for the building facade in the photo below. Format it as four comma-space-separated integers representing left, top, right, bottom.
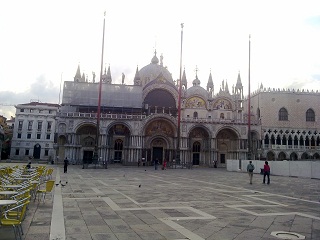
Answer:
55, 52, 261, 167
10, 102, 60, 161
246, 87, 320, 161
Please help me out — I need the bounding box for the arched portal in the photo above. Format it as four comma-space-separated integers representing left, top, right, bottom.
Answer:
144, 119, 175, 165
57, 135, 67, 162
33, 144, 41, 159
216, 128, 239, 165
290, 152, 298, 160
278, 152, 286, 161
189, 127, 210, 165
76, 124, 97, 164
267, 151, 275, 160
107, 124, 131, 163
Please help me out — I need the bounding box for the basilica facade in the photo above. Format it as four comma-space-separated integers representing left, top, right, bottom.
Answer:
55, 52, 262, 167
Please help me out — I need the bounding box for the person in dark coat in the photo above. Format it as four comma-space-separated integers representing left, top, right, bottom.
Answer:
64, 157, 69, 173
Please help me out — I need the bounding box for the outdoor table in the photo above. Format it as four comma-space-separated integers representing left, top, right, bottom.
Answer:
2, 185, 22, 189
0, 199, 17, 216
0, 191, 18, 199
0, 200, 17, 206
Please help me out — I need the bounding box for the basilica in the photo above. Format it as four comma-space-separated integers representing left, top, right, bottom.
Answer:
54, 51, 261, 167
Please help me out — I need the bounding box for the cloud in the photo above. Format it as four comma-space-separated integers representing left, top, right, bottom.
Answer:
0, 75, 60, 118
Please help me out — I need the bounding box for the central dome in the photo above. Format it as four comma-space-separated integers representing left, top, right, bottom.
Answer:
139, 51, 174, 87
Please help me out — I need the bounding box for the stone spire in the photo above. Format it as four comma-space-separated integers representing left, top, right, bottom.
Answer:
105, 65, 112, 84
74, 64, 82, 82
235, 72, 243, 98
207, 71, 214, 93
134, 66, 141, 86
181, 68, 187, 90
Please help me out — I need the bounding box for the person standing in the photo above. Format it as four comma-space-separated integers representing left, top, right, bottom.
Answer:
247, 160, 255, 184
154, 158, 158, 170
64, 157, 69, 173
263, 161, 270, 184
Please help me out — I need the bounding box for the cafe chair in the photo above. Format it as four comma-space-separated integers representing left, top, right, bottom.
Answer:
36, 180, 55, 202
0, 200, 30, 240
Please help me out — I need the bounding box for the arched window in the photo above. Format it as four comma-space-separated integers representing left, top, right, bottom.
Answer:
279, 107, 288, 121
306, 108, 315, 122
193, 141, 201, 152
193, 112, 198, 119
220, 113, 224, 119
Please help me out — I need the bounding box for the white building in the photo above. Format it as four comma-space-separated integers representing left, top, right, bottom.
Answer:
10, 102, 60, 161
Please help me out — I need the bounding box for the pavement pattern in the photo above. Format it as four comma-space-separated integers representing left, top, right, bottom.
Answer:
1, 164, 320, 240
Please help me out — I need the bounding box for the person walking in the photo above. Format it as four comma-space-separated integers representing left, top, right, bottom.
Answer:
263, 161, 271, 184
247, 160, 255, 184
64, 157, 69, 173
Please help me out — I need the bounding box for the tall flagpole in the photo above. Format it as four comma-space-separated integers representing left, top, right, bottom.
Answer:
92, 11, 106, 168
247, 34, 251, 160
176, 23, 184, 166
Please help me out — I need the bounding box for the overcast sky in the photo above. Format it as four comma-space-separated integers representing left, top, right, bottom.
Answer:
1, 0, 320, 119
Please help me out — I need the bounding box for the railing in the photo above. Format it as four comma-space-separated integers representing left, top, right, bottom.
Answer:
57, 112, 259, 125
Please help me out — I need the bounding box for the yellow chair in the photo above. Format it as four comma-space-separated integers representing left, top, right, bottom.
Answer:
1, 200, 30, 240
36, 180, 55, 202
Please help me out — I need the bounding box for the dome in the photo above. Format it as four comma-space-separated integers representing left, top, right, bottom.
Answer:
186, 85, 208, 98
186, 75, 208, 98
139, 52, 174, 87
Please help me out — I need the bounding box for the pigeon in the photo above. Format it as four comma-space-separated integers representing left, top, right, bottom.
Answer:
55, 183, 60, 186
66, 181, 68, 184
139, 184, 141, 188
61, 183, 66, 187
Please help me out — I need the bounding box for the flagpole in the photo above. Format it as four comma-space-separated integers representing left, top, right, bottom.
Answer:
176, 23, 184, 166
247, 34, 251, 160
92, 11, 106, 169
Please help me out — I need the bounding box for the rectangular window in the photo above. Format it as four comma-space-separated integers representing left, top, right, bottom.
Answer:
49, 110, 52, 114
37, 121, 42, 131
28, 121, 33, 130
20, 109, 24, 112
18, 121, 23, 130
27, 133, 31, 139
15, 149, 20, 155
45, 149, 49, 156
47, 122, 52, 131
37, 133, 41, 139
17, 133, 21, 139
30, 109, 33, 113
46, 134, 51, 140
25, 149, 29, 155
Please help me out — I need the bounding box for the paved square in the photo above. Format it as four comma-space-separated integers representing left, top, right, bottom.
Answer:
1, 165, 320, 239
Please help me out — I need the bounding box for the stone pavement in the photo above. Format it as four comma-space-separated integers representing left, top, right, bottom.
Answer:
1, 164, 320, 240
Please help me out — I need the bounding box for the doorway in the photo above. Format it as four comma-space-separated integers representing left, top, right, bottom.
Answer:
152, 147, 163, 164
83, 151, 93, 164
33, 144, 41, 159
220, 154, 226, 164
193, 153, 200, 165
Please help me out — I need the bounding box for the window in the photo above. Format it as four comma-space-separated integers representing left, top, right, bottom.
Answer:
18, 121, 23, 130
15, 149, 20, 155
47, 122, 52, 131
37, 134, 41, 139
45, 149, 49, 156
46, 134, 51, 140
193, 112, 198, 119
25, 149, 29, 155
28, 121, 33, 130
49, 110, 52, 114
20, 109, 24, 112
279, 107, 288, 121
27, 133, 31, 139
30, 109, 33, 113
220, 113, 225, 119
17, 133, 21, 139
37, 121, 42, 131
306, 108, 315, 122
